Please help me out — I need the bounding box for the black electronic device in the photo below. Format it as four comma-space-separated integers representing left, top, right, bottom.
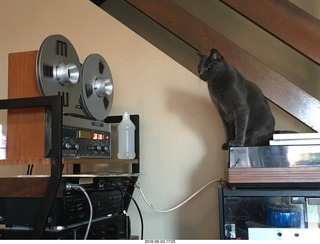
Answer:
1, 190, 122, 227
0, 214, 131, 240
219, 187, 320, 240
0, 175, 137, 239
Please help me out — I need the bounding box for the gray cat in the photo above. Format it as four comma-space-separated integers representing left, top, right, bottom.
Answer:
198, 48, 275, 150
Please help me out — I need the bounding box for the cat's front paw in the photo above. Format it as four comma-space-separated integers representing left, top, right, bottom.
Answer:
228, 140, 244, 147
221, 143, 229, 150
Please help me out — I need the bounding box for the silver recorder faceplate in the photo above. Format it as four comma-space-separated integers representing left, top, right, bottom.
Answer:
46, 115, 111, 158
62, 115, 111, 158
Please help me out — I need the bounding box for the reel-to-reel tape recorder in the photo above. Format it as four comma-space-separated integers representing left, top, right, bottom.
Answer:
7, 34, 115, 160
37, 34, 114, 121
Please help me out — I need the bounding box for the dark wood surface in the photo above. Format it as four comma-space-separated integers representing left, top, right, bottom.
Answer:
0, 177, 51, 197
221, 0, 320, 65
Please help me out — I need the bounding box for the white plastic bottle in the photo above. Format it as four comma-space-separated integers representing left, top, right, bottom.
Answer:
117, 112, 136, 159
0, 124, 6, 160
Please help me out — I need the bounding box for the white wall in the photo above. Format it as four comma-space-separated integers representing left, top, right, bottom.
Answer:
0, 0, 226, 239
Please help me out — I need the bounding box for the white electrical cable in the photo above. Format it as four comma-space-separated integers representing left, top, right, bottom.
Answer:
135, 178, 223, 213
66, 183, 93, 240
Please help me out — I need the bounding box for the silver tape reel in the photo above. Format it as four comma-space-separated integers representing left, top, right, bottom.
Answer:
80, 54, 114, 121
36, 34, 81, 113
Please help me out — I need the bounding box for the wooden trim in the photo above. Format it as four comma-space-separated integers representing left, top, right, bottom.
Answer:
220, 0, 320, 65
226, 167, 320, 183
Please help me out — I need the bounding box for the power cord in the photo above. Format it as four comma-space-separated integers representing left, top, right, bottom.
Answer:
66, 183, 93, 240
109, 182, 144, 240
135, 178, 224, 213
124, 191, 144, 240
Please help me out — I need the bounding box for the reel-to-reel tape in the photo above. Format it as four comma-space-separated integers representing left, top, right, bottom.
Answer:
36, 34, 114, 121
7, 34, 115, 161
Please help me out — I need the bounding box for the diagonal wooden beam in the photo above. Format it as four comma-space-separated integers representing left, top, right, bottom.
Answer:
127, 0, 320, 132
220, 0, 320, 65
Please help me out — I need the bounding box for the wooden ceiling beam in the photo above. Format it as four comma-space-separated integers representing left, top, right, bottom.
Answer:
220, 0, 320, 65
127, 0, 320, 131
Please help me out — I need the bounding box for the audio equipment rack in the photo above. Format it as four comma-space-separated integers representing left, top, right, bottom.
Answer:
0, 96, 140, 239
0, 34, 140, 239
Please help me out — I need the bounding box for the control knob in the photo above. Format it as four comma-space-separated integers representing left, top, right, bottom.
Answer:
88, 145, 101, 151
63, 142, 79, 150
101, 146, 109, 152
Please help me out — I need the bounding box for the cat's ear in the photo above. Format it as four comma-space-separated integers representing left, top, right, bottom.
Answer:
210, 48, 222, 61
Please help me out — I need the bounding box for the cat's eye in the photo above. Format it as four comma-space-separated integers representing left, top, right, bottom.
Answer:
205, 63, 212, 71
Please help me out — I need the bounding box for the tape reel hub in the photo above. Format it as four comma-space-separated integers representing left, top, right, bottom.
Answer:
94, 77, 113, 97
81, 54, 114, 121
56, 62, 80, 85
